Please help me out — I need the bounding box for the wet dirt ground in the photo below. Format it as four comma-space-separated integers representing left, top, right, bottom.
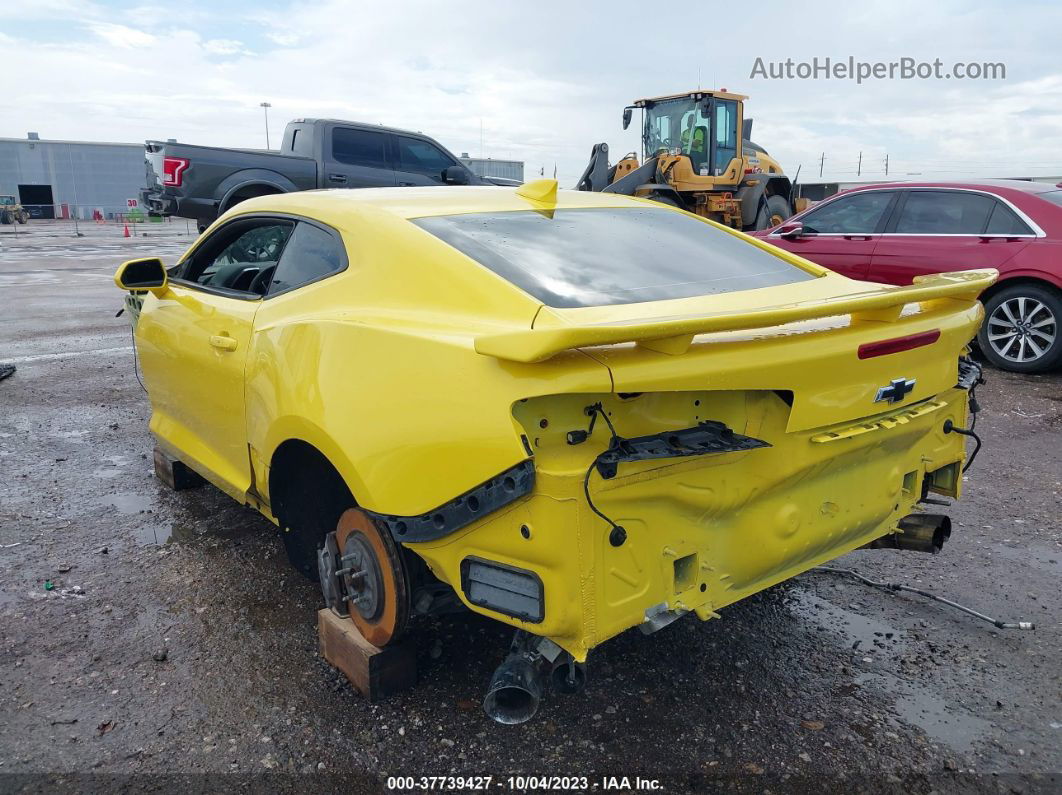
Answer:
1, 223, 1059, 793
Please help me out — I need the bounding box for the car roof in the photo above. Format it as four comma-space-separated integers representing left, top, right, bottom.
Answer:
291, 118, 439, 139
843, 178, 1060, 195
232, 185, 649, 224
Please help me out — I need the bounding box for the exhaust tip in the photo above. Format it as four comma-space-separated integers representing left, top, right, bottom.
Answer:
483, 654, 544, 725
483, 684, 539, 725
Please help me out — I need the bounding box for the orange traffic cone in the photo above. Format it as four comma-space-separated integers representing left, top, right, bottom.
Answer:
123, 224, 130, 238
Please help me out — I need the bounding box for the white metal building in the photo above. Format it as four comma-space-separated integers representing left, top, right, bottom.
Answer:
458, 153, 524, 182
0, 134, 146, 219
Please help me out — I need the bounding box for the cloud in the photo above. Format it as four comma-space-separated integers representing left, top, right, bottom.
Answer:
202, 38, 250, 57
0, 0, 1059, 185
89, 22, 156, 49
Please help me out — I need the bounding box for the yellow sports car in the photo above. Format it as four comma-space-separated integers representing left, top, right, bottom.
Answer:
115, 180, 993, 723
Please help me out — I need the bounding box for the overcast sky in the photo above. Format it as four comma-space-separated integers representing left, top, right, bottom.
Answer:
2, 0, 1060, 185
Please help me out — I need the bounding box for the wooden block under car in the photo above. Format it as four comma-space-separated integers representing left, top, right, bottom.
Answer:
317, 608, 416, 701
153, 446, 205, 491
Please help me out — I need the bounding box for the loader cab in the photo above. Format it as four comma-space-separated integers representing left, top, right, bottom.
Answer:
638, 91, 743, 181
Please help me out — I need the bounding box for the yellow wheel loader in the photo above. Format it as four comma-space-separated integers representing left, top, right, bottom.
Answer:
0, 195, 30, 225
576, 89, 803, 230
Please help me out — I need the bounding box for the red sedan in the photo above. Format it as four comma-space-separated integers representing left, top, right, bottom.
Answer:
754, 180, 1062, 372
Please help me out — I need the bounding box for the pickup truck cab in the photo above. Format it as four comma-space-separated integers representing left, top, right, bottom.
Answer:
143, 118, 514, 227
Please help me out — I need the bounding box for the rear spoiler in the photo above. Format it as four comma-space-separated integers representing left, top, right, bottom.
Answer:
475, 270, 997, 363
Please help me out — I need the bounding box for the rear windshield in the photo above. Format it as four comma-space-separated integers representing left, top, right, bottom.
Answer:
1040, 190, 1062, 208
413, 207, 815, 308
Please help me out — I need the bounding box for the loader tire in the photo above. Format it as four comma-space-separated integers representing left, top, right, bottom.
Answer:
754, 195, 793, 230
642, 193, 684, 211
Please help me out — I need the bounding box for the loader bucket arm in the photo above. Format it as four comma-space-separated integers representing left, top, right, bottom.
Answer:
575, 143, 613, 192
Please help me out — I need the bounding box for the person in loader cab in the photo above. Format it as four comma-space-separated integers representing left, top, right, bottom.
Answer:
681, 121, 708, 173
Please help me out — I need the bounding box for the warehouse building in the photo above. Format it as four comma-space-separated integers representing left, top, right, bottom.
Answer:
458, 153, 523, 182
0, 134, 146, 219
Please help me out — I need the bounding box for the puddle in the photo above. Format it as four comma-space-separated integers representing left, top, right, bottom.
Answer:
788, 590, 904, 651
857, 671, 993, 752
97, 493, 153, 514
136, 522, 246, 547
91, 454, 130, 480
791, 588, 991, 753
136, 525, 174, 546
987, 543, 1062, 576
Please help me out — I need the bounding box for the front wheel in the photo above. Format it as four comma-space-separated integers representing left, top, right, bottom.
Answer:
977, 284, 1062, 373
753, 194, 793, 230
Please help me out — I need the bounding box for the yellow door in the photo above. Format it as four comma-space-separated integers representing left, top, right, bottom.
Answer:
135, 286, 259, 498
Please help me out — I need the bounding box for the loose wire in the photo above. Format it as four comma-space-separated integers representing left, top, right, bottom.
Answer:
810, 566, 1034, 630
581, 403, 626, 542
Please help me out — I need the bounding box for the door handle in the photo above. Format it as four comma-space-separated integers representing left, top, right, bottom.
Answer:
843, 235, 873, 240
209, 335, 238, 352
327, 173, 348, 183
398, 181, 415, 186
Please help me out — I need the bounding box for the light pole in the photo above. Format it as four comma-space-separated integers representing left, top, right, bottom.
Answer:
260, 102, 272, 149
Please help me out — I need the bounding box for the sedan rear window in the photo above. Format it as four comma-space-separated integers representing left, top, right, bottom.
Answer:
1041, 190, 1062, 208
413, 207, 815, 308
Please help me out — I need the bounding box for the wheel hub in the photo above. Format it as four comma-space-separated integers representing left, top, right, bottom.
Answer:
340, 533, 384, 620
987, 296, 1056, 363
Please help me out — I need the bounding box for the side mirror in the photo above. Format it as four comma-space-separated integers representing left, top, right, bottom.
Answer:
443, 165, 471, 185
778, 222, 804, 239
622, 108, 633, 130
114, 257, 168, 295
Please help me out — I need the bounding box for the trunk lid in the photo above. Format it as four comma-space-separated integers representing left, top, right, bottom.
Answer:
485, 270, 994, 432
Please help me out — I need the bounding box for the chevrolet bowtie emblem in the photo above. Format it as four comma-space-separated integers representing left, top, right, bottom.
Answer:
875, 377, 916, 404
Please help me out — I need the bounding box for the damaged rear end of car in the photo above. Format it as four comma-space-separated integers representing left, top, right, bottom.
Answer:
392, 198, 994, 721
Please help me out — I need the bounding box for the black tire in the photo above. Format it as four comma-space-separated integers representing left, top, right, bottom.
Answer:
754, 194, 793, 231
17, 212, 28, 224
977, 283, 1062, 373
0, 212, 10, 225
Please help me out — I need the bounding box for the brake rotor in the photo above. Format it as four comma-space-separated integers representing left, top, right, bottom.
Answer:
334, 508, 409, 647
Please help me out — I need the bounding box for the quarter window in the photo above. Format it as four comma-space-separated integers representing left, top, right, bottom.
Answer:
798, 191, 895, 234
332, 128, 390, 169
396, 136, 456, 182
984, 202, 1033, 235
894, 191, 995, 234
261, 222, 345, 296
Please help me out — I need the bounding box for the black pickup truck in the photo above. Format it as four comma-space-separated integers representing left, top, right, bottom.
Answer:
142, 118, 517, 227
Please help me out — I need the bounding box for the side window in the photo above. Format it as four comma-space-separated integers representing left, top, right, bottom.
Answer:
262, 222, 345, 296
798, 191, 895, 234
185, 221, 294, 293
894, 191, 995, 234
984, 201, 1034, 235
713, 99, 738, 174
396, 136, 456, 182
332, 128, 390, 169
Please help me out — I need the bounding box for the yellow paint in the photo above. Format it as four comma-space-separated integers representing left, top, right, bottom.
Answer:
118, 185, 992, 660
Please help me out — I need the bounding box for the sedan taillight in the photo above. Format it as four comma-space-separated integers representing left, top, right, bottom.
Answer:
162, 157, 189, 187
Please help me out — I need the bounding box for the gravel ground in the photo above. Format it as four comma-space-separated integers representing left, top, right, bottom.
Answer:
1, 224, 1059, 793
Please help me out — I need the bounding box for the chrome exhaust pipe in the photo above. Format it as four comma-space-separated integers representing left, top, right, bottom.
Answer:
483, 651, 544, 725
865, 513, 952, 554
